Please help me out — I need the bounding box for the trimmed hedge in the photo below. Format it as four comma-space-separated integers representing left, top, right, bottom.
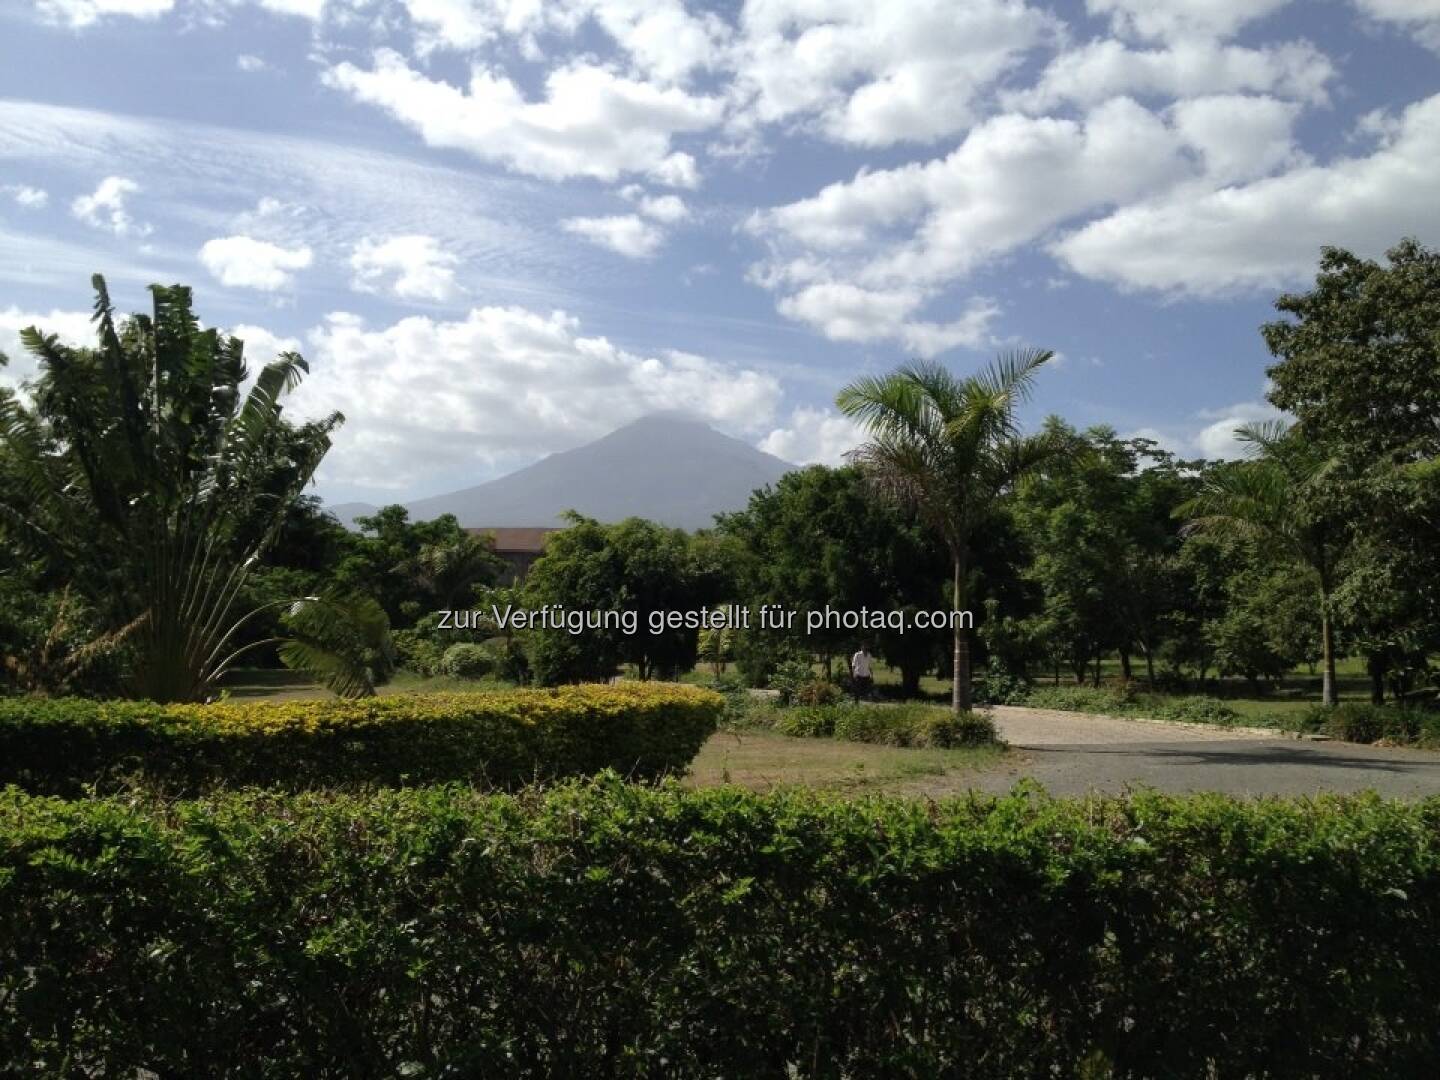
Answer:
4, 781, 1440, 1075
0, 683, 720, 795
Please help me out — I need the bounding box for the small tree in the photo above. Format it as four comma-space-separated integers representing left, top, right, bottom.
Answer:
0, 276, 386, 701
837, 350, 1055, 713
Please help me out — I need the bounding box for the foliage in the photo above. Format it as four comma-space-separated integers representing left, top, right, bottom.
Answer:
795, 679, 842, 706
772, 702, 999, 748
437, 642, 496, 680
767, 659, 818, 705
0, 278, 382, 701
1020, 685, 1245, 728
1292, 702, 1440, 747
0, 683, 721, 796
6, 782, 1440, 1076
837, 349, 1056, 712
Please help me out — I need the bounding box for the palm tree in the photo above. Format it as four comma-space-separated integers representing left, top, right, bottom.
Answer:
1178, 421, 1343, 706
0, 275, 386, 701
837, 349, 1055, 713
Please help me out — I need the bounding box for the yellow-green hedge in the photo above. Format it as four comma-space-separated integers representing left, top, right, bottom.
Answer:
0, 683, 721, 795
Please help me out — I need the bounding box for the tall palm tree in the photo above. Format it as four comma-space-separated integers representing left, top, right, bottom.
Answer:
0, 275, 385, 701
837, 349, 1055, 713
1179, 421, 1343, 706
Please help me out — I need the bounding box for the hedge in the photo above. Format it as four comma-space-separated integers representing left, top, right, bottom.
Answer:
4, 781, 1440, 1076
0, 683, 720, 795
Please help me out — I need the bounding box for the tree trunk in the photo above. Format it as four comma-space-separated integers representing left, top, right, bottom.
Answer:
951, 550, 971, 714
1119, 649, 1132, 681
900, 663, 921, 699
1144, 648, 1156, 687
1320, 607, 1337, 707
1092, 652, 1102, 688
1367, 651, 1385, 706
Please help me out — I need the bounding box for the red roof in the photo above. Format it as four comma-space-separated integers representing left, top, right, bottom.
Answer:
466, 526, 561, 553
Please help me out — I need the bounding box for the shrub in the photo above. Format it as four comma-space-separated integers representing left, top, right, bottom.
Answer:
973, 667, 1029, 706
795, 679, 842, 706
4, 782, 1440, 1076
1149, 696, 1241, 727
915, 709, 999, 747
768, 659, 817, 705
1023, 684, 1137, 714
437, 642, 495, 679
0, 684, 721, 796
773, 705, 836, 738
1299, 703, 1432, 745
391, 629, 444, 677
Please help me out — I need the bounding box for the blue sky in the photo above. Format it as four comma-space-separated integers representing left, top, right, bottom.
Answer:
1, 0, 1437, 507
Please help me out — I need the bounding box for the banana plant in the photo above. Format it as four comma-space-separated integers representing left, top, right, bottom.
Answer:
0, 275, 386, 701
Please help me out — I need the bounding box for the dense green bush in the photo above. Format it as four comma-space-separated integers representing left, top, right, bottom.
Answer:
1021, 686, 1246, 728
795, 678, 842, 706
1022, 684, 1139, 715
4, 782, 1440, 1076
0, 684, 720, 796
773, 703, 998, 748
768, 659, 818, 705
1294, 702, 1440, 746
1146, 695, 1242, 726
437, 642, 495, 679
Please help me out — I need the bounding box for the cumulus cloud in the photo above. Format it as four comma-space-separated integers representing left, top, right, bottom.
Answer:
561, 214, 665, 258
199, 235, 313, 291
1053, 93, 1440, 293
750, 97, 1195, 350
285, 305, 782, 489
226, 323, 303, 363
1008, 39, 1334, 112
1192, 401, 1287, 460
71, 176, 148, 236
758, 407, 865, 466
323, 50, 721, 186
349, 234, 460, 301
1352, 0, 1440, 51
5, 185, 48, 209
731, 0, 1060, 146
236, 54, 270, 73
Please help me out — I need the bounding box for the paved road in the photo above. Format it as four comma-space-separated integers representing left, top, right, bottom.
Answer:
956, 705, 1440, 798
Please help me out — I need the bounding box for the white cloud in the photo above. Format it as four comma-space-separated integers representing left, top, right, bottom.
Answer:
349, 234, 461, 301
236, 54, 270, 73
751, 97, 1194, 349
199, 235, 313, 291
226, 323, 303, 363
635, 193, 689, 223
561, 214, 665, 258
776, 284, 999, 356
0, 306, 94, 392
731, 0, 1060, 146
287, 305, 782, 489
758, 406, 865, 466
1353, 0, 1440, 51
323, 50, 722, 186
1008, 39, 1334, 112
1192, 401, 1287, 460
1171, 95, 1305, 183
35, 0, 173, 29
1053, 92, 1440, 293
71, 176, 148, 236
5, 185, 49, 209
1088, 0, 1294, 42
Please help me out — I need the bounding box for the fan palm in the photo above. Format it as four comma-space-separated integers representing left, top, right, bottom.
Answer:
1178, 420, 1343, 706
837, 349, 1056, 713
0, 275, 385, 701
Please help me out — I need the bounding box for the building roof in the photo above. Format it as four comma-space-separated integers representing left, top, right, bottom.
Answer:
466, 526, 561, 553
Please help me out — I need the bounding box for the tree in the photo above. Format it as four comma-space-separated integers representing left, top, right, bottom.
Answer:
837, 350, 1055, 713
0, 276, 383, 701
1179, 423, 1346, 705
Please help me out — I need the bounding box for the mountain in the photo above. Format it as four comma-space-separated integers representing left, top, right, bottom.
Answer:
326, 414, 795, 531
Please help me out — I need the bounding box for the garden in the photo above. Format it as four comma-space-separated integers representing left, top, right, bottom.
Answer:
3, 243, 1440, 1074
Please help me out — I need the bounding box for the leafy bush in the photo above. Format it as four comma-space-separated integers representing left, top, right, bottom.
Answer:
1148, 696, 1241, 727
916, 709, 999, 747
795, 679, 842, 706
5, 782, 1440, 1076
973, 666, 1030, 706
768, 659, 817, 705
1296, 703, 1434, 745
437, 642, 495, 679
391, 629, 445, 677
0, 684, 721, 796
773, 705, 836, 738
1023, 684, 1138, 714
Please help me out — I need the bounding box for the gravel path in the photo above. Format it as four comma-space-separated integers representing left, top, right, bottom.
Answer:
945, 705, 1440, 798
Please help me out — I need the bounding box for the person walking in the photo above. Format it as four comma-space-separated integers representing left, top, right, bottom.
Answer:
850, 642, 874, 701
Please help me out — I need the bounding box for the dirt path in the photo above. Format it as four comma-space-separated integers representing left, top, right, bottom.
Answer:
911, 704, 1440, 798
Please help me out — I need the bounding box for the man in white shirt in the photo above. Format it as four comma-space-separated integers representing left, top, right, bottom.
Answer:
850, 642, 874, 701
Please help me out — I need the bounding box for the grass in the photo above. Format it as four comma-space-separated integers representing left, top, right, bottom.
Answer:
684, 727, 1006, 795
